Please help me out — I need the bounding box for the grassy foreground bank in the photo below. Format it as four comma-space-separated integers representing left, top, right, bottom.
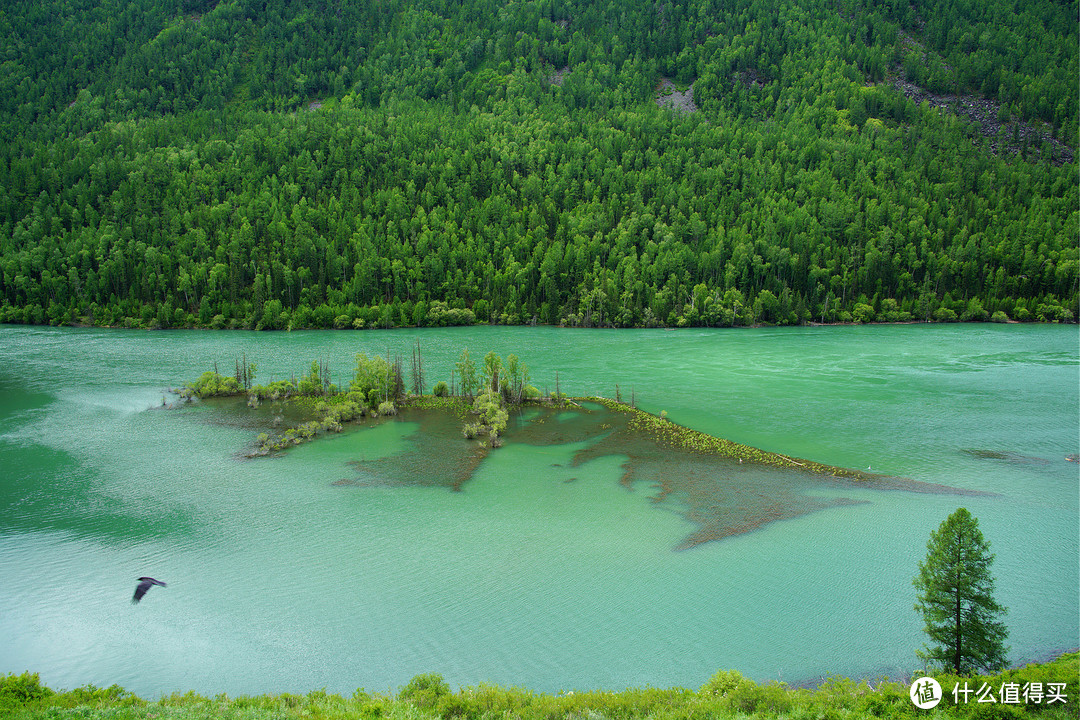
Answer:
2, 653, 1075, 719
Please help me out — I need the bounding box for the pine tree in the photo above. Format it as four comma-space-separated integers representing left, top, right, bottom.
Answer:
913, 508, 1009, 674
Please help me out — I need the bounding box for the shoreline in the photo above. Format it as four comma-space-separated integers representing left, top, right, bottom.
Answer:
0, 316, 1076, 332
785, 646, 1080, 691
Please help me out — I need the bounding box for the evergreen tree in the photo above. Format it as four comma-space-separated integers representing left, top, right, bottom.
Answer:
913, 508, 1009, 674
0, 0, 1075, 329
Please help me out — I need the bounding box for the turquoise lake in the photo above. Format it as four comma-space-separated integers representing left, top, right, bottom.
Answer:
0, 323, 1076, 697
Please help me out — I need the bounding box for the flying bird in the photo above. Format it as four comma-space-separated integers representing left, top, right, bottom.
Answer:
132, 577, 166, 604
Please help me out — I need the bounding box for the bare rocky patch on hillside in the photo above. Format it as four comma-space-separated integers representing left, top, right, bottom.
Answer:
887, 28, 1072, 164
655, 78, 697, 113
889, 78, 1073, 165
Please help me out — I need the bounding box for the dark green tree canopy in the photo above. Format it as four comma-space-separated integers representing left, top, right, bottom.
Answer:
913, 507, 1009, 674
0, 0, 1075, 329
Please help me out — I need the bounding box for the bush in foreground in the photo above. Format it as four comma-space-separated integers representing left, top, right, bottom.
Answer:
1, 653, 1075, 719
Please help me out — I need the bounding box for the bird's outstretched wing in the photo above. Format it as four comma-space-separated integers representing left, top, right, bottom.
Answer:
132, 579, 152, 603
132, 577, 166, 604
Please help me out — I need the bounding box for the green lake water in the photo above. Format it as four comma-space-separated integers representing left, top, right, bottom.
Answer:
0, 323, 1076, 696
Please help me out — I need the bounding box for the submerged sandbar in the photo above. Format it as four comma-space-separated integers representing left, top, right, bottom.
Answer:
183, 394, 985, 550
174, 357, 989, 550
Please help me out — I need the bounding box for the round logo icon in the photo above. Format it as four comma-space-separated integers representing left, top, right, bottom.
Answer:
910, 677, 942, 709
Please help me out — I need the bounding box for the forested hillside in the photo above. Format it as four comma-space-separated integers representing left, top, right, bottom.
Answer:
0, 0, 1076, 329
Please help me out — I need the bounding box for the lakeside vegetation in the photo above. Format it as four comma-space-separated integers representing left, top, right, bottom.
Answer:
2, 652, 1076, 719
0, 0, 1076, 330
179, 346, 540, 453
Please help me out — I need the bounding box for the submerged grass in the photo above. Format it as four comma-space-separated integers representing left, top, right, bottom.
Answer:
2, 653, 1076, 719
586, 397, 872, 480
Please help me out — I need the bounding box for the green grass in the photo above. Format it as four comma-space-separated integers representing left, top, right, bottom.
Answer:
2, 653, 1075, 719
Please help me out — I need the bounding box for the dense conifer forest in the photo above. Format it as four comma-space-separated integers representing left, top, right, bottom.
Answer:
0, 0, 1076, 329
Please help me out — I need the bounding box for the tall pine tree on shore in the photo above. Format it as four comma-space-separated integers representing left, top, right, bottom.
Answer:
913, 508, 1009, 674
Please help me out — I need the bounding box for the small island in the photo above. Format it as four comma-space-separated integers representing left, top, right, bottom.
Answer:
174, 348, 984, 550
175, 346, 872, 474
177, 347, 541, 454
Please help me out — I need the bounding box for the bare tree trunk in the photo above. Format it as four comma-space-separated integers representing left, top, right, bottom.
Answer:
416, 340, 423, 395
954, 541, 963, 673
